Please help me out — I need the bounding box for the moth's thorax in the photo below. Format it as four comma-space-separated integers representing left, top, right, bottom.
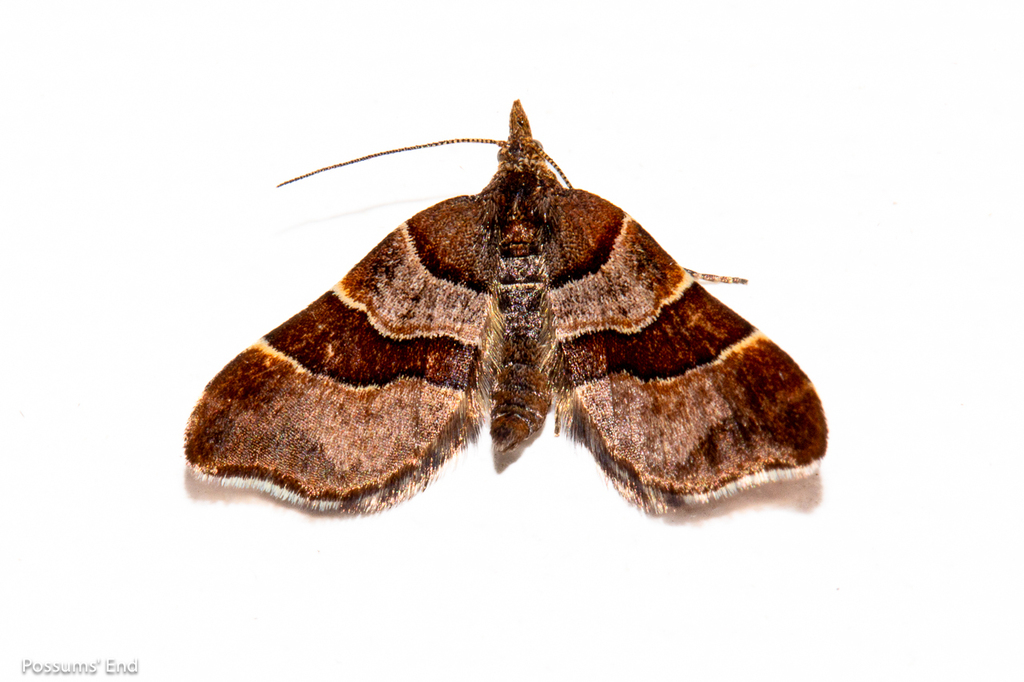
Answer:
483, 169, 562, 259
495, 193, 547, 259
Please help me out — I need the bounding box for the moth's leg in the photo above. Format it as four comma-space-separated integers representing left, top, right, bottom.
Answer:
683, 268, 748, 285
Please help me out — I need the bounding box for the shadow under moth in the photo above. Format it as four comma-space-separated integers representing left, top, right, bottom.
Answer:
185, 101, 827, 514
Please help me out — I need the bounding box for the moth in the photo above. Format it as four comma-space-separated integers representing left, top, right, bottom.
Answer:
186, 101, 827, 513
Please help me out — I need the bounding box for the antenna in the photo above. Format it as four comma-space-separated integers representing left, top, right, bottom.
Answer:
277, 138, 573, 189
277, 138, 504, 188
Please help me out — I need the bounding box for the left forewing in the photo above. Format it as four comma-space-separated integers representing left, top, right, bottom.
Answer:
186, 201, 493, 512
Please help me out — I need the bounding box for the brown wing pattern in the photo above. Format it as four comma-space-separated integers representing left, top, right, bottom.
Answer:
550, 202, 827, 513
185, 197, 494, 512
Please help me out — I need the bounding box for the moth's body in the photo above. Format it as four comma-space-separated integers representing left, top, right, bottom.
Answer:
486, 163, 559, 452
186, 102, 827, 513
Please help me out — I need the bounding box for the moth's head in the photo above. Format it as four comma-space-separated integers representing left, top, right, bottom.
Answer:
498, 100, 556, 181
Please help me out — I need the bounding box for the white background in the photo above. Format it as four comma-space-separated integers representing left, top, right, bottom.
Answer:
3, 2, 1021, 680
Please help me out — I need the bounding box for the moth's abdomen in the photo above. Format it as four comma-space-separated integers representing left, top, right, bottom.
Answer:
491, 361, 550, 452
490, 255, 553, 453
